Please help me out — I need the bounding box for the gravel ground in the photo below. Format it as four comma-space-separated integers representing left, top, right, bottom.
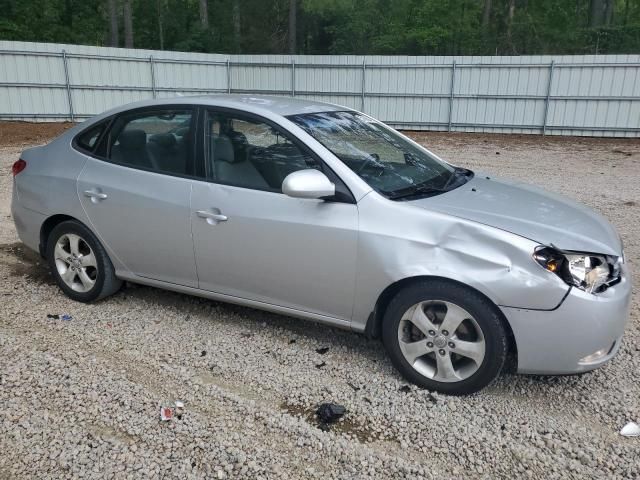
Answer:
0, 124, 639, 479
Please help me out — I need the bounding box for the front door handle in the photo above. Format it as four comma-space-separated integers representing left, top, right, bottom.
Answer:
196, 210, 228, 223
83, 189, 108, 202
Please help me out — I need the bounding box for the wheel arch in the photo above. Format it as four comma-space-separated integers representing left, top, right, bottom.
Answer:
39, 214, 86, 258
365, 275, 518, 369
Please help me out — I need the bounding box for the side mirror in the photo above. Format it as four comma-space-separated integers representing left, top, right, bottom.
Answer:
282, 169, 335, 199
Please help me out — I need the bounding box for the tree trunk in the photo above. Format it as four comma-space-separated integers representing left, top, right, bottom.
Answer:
123, 0, 134, 48
506, 0, 516, 53
107, 0, 118, 47
590, 0, 605, 27
604, 0, 614, 25
157, 0, 164, 50
624, 0, 630, 25
288, 0, 297, 54
481, 0, 492, 26
200, 0, 209, 29
233, 0, 241, 52
590, 0, 614, 27
63, 0, 73, 29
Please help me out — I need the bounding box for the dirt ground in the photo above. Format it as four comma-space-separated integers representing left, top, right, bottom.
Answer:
1, 122, 639, 479
0, 121, 74, 147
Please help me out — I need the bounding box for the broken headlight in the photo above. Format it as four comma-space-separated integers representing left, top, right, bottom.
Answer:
533, 246, 621, 294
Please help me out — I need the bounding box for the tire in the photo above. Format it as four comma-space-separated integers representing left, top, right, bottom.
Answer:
382, 279, 507, 395
46, 220, 122, 302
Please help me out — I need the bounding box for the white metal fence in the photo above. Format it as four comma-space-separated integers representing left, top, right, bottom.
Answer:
1, 41, 639, 137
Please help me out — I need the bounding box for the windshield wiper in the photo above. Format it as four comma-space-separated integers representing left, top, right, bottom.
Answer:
439, 166, 471, 190
386, 182, 450, 200
387, 167, 472, 200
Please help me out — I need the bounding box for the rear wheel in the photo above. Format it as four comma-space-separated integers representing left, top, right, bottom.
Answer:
382, 280, 507, 395
46, 220, 122, 302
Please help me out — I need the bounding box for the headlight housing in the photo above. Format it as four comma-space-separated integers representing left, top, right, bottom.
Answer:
533, 246, 622, 294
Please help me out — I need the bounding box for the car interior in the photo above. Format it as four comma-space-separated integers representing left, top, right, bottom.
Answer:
105, 111, 319, 189
208, 115, 320, 192
109, 114, 192, 175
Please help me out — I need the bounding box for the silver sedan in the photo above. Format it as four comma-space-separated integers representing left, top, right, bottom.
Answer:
11, 95, 632, 394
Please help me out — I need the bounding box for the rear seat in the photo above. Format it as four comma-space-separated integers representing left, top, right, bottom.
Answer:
148, 133, 188, 175
111, 129, 156, 169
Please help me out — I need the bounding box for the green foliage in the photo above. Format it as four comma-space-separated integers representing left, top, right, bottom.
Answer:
1, 0, 639, 55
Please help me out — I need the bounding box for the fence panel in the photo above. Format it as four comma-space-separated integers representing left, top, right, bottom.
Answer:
0, 41, 639, 137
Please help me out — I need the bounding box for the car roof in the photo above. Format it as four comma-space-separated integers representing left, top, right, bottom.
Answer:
98, 94, 350, 119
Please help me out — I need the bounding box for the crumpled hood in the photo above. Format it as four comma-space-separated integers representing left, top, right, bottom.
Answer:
408, 174, 622, 256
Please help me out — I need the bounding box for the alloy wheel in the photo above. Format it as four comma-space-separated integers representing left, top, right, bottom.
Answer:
53, 233, 98, 293
397, 300, 486, 383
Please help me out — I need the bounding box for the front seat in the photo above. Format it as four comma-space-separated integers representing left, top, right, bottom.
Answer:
214, 135, 269, 190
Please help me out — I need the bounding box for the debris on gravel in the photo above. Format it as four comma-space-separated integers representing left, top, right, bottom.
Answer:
1, 126, 639, 479
620, 422, 640, 437
316, 403, 347, 425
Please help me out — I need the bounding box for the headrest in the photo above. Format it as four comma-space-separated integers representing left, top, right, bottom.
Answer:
227, 130, 248, 145
215, 135, 236, 163
118, 129, 146, 149
149, 133, 177, 149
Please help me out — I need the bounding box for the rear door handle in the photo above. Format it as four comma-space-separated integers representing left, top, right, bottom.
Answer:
196, 210, 228, 223
83, 189, 108, 202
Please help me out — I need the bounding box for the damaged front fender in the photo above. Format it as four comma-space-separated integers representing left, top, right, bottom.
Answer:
351, 193, 570, 332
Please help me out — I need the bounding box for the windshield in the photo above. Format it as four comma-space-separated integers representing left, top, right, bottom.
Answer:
288, 111, 467, 199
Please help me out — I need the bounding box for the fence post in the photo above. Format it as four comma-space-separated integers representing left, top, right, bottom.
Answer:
291, 59, 296, 96
149, 56, 157, 99
447, 60, 457, 132
61, 49, 74, 121
226, 59, 231, 93
542, 60, 555, 135
361, 59, 366, 112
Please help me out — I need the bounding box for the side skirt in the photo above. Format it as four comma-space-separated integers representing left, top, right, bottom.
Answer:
116, 271, 353, 331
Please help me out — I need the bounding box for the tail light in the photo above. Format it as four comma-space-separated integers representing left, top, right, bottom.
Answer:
12, 159, 27, 176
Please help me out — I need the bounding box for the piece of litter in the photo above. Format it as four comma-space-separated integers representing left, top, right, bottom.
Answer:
61, 314, 72, 321
175, 400, 185, 419
316, 403, 346, 424
315, 361, 326, 369
47, 314, 59, 319
160, 407, 174, 421
316, 347, 330, 355
620, 422, 640, 437
200, 350, 207, 357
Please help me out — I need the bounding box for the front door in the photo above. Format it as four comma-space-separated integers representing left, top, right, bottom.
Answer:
191, 109, 358, 321
77, 107, 199, 287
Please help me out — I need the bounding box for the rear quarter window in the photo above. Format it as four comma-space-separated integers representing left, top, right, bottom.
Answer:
74, 121, 108, 153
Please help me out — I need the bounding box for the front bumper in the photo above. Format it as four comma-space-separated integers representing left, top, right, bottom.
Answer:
501, 266, 632, 375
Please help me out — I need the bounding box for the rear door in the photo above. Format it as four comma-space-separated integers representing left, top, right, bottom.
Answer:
77, 107, 200, 287
190, 109, 358, 320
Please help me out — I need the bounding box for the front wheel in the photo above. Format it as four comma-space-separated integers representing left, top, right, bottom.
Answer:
46, 220, 122, 302
382, 280, 508, 395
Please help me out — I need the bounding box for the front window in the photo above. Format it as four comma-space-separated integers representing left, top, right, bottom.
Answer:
288, 111, 471, 199
206, 110, 321, 192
